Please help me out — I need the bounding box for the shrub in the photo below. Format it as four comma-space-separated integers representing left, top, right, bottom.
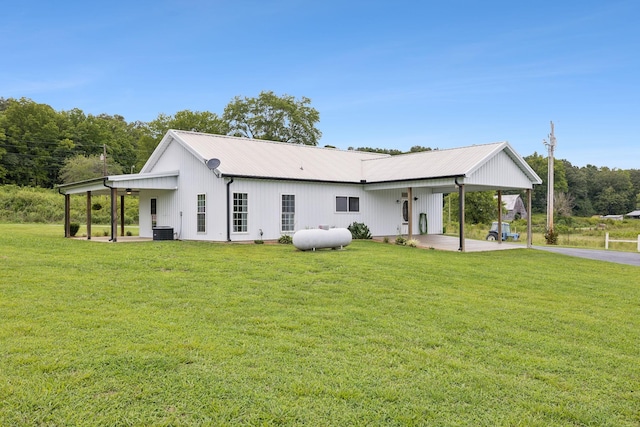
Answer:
382, 236, 390, 244
395, 236, 407, 245
406, 239, 419, 247
278, 235, 293, 244
69, 223, 80, 237
544, 227, 559, 245
254, 240, 264, 244
348, 222, 372, 239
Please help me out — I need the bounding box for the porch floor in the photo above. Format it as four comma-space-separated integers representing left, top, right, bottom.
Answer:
376, 234, 525, 252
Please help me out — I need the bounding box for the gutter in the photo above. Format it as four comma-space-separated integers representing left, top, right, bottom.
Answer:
226, 177, 234, 241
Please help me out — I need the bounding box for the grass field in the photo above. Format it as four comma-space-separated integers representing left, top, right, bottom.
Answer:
1, 224, 639, 426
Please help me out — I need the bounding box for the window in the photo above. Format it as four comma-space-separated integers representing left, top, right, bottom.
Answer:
233, 193, 248, 232
151, 198, 157, 228
336, 196, 359, 212
197, 194, 206, 233
281, 194, 295, 232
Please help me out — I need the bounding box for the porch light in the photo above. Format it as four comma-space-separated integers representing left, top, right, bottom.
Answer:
126, 188, 132, 195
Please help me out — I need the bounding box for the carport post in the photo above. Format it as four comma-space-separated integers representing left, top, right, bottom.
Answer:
497, 190, 502, 244
458, 183, 465, 252
110, 187, 118, 242
64, 194, 70, 238
527, 189, 532, 248
86, 191, 92, 240
407, 187, 413, 240
120, 194, 125, 236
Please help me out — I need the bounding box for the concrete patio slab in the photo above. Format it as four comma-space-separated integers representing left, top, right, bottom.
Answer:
377, 234, 525, 252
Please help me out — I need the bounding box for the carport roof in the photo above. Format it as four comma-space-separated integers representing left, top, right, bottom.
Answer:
56, 170, 179, 195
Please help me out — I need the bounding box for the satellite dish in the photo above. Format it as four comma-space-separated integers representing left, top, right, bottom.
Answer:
206, 158, 221, 170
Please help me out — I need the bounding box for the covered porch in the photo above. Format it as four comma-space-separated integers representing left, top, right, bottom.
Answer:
363, 142, 542, 252
367, 177, 536, 252
56, 171, 178, 242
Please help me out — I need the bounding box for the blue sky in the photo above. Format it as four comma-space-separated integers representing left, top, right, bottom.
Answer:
2, 0, 639, 169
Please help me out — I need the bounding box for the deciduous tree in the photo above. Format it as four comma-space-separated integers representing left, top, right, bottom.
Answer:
223, 91, 321, 145
445, 191, 503, 224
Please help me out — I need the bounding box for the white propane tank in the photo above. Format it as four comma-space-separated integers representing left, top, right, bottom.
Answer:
292, 228, 352, 251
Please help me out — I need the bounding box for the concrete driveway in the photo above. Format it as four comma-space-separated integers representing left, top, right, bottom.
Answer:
532, 245, 640, 266
390, 235, 640, 266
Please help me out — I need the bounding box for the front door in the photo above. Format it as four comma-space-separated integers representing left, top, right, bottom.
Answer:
400, 196, 408, 234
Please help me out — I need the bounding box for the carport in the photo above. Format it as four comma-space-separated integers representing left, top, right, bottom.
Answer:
362, 141, 542, 251
56, 171, 178, 242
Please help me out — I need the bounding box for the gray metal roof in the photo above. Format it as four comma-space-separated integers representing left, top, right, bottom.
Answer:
500, 194, 521, 210
56, 171, 179, 195
362, 142, 510, 182
142, 130, 541, 187
150, 130, 387, 182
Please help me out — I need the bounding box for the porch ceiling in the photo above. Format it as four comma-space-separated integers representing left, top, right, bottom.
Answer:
364, 177, 528, 193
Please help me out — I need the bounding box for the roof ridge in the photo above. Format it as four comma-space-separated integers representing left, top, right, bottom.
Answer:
169, 129, 389, 157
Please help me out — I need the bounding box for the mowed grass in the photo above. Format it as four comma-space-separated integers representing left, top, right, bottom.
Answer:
1, 224, 639, 426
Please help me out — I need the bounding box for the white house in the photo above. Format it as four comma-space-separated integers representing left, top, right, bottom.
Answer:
57, 130, 542, 249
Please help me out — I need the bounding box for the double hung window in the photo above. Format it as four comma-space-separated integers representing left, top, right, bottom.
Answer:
233, 193, 248, 232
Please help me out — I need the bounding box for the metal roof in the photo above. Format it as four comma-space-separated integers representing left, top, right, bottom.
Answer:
500, 194, 522, 210
56, 171, 179, 195
146, 130, 387, 182
142, 130, 541, 187
361, 143, 501, 182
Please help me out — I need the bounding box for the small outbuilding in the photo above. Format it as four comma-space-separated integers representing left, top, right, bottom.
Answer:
496, 194, 528, 220
625, 210, 640, 219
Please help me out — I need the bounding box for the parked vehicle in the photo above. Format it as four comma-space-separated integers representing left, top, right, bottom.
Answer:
486, 222, 519, 241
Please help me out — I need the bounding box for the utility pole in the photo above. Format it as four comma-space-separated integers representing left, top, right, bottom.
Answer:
100, 144, 107, 176
543, 121, 556, 232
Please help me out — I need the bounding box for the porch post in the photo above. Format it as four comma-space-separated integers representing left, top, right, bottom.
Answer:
527, 189, 533, 248
64, 194, 70, 238
120, 194, 125, 236
497, 190, 502, 244
407, 187, 413, 240
458, 183, 465, 252
86, 191, 92, 240
110, 187, 118, 242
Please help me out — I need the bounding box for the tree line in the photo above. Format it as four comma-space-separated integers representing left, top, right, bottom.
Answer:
524, 153, 640, 216
0, 92, 321, 187
1, 95, 638, 217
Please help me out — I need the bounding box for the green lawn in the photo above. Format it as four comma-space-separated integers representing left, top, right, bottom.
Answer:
1, 224, 639, 426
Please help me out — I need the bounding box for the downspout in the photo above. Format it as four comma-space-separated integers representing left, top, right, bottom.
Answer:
226, 177, 234, 242
103, 179, 117, 242
57, 187, 71, 238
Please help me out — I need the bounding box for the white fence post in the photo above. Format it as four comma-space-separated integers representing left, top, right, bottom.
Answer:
604, 233, 640, 252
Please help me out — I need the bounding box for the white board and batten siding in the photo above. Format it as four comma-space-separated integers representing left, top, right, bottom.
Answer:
222, 179, 443, 241
466, 150, 536, 190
